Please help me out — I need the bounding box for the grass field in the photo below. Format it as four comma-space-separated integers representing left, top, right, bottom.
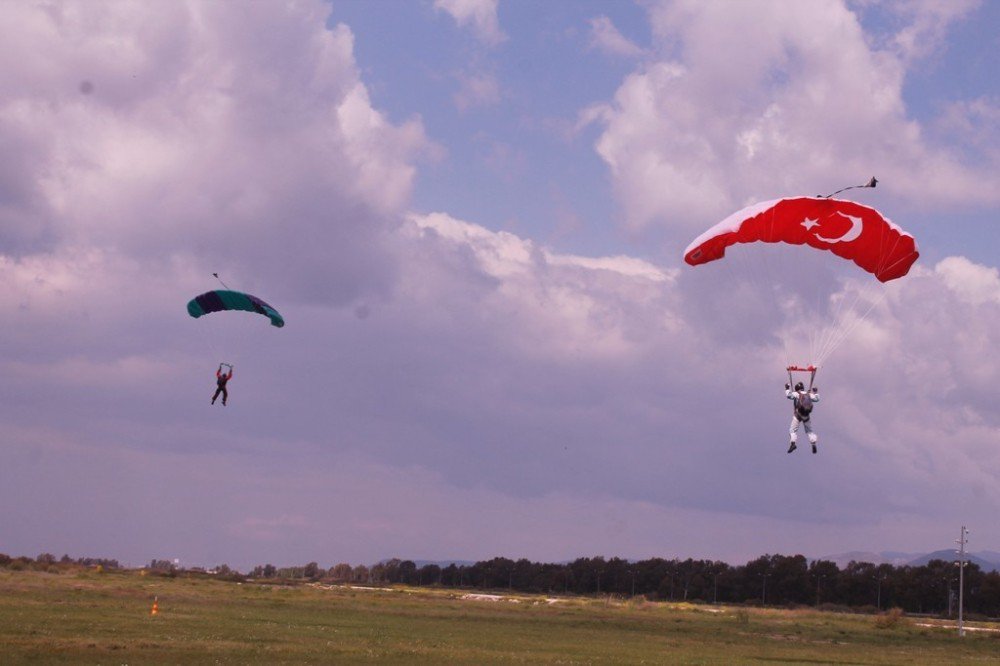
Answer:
1, 569, 997, 664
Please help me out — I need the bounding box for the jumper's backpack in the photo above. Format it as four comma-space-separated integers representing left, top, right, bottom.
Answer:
795, 392, 813, 420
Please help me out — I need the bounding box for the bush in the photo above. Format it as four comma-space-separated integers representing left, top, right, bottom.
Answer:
817, 602, 853, 614
874, 607, 906, 630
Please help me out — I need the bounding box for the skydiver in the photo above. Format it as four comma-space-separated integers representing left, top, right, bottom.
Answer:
786, 381, 819, 454
211, 363, 233, 406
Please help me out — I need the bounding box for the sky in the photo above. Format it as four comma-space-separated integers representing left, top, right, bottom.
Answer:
1, 0, 998, 571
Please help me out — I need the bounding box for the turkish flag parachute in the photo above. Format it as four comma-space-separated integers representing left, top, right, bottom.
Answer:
684, 194, 919, 369
684, 197, 918, 282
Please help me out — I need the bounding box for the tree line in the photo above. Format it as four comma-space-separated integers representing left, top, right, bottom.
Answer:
5, 551, 999, 617
250, 554, 1000, 617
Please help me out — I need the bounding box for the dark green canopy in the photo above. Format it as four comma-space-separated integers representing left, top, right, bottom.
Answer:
187, 290, 284, 328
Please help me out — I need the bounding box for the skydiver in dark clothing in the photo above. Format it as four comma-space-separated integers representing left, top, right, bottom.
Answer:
211, 364, 233, 406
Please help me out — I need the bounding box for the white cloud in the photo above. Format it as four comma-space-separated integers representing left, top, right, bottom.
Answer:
3, 190, 1000, 559
885, 0, 980, 64
434, 0, 507, 47
588, 15, 644, 59
401, 213, 1000, 529
406, 211, 679, 360
453, 70, 502, 111
935, 256, 1000, 305
2, 1, 999, 565
0, 1, 434, 306
590, 0, 998, 238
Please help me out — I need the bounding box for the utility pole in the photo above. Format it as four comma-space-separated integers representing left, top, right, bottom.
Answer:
956, 526, 969, 637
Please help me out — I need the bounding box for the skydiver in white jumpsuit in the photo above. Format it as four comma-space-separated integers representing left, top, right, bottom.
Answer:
786, 381, 819, 454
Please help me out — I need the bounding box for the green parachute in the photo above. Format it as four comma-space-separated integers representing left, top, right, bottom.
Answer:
186, 290, 285, 328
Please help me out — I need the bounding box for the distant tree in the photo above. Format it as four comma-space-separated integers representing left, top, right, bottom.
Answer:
380, 559, 402, 583
303, 562, 321, 580
352, 564, 370, 583
370, 562, 388, 583
418, 563, 441, 586
805, 559, 839, 607
36, 553, 56, 565
398, 560, 417, 585
329, 563, 353, 581
975, 570, 1000, 616
440, 563, 459, 587
149, 559, 176, 572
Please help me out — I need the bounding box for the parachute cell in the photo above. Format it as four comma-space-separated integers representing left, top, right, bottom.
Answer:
683, 197, 918, 282
186, 290, 285, 328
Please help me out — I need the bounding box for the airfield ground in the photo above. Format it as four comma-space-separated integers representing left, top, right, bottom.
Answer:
0, 569, 997, 664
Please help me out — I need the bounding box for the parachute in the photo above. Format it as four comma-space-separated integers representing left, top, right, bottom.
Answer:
683, 191, 918, 368
186, 290, 285, 328
684, 197, 918, 282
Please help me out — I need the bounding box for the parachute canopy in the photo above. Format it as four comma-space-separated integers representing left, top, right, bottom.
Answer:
684, 197, 918, 282
187, 290, 285, 328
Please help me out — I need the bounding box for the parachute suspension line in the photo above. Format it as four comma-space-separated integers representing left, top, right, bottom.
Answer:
814, 281, 872, 364
814, 188, 900, 364
813, 195, 894, 362
812, 274, 862, 363
815, 288, 889, 366
213, 272, 232, 290
812, 180, 892, 364
821, 176, 878, 199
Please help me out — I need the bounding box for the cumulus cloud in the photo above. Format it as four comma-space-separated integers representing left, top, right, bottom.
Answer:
587, 0, 998, 240
935, 256, 1000, 305
588, 15, 645, 58
0, 0, 434, 306
382, 214, 1000, 536
434, 0, 507, 47
2, 1, 998, 566
885, 0, 980, 64
3, 191, 1000, 561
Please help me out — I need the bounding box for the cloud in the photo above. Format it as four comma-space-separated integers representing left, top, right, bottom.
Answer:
3, 194, 1000, 561
935, 256, 1000, 305
0, 1, 435, 307
588, 15, 644, 59
588, 0, 998, 239
2, 1, 998, 567
884, 0, 980, 64
434, 0, 507, 47
933, 96, 1000, 168
453, 70, 502, 111
382, 214, 1000, 536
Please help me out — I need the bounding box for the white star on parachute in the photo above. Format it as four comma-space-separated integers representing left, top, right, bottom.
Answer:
801, 217, 820, 231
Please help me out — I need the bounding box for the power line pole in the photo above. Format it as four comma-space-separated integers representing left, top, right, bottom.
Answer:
956, 525, 969, 637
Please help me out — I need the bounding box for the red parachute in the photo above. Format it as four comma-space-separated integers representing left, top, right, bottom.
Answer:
683, 188, 919, 370
684, 196, 918, 282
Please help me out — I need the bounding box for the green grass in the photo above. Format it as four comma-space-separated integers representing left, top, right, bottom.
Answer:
0, 569, 997, 664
